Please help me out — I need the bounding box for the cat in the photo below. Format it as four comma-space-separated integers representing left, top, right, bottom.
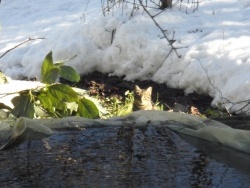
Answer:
133, 85, 158, 111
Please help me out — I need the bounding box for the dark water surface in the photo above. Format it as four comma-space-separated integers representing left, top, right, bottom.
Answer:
0, 125, 250, 188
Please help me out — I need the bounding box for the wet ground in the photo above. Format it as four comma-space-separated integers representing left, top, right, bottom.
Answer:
1, 125, 250, 188
1, 72, 250, 187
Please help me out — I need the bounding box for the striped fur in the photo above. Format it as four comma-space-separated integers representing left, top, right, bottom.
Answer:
133, 85, 157, 111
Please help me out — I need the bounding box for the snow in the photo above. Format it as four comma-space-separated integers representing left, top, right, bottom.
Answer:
0, 80, 45, 108
0, 0, 250, 114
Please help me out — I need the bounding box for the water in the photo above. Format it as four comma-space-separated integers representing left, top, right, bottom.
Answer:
0, 125, 249, 188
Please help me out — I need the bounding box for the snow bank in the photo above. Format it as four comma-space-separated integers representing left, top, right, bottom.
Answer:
0, 0, 250, 114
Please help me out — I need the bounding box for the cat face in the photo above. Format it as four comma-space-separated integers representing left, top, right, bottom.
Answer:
134, 85, 152, 102
133, 85, 153, 111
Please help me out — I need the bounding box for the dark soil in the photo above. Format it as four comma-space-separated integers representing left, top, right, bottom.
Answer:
62, 71, 250, 130
66, 71, 213, 113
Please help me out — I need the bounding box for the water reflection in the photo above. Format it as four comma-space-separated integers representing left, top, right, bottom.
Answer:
181, 134, 250, 175
0, 126, 250, 187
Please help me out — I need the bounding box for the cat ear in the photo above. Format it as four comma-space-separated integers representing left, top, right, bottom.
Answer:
134, 85, 141, 92
146, 87, 152, 94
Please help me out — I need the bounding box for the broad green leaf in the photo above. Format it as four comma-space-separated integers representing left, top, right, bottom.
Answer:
42, 67, 60, 84
41, 51, 54, 79
37, 93, 52, 110
47, 84, 78, 104
77, 98, 99, 118
11, 95, 35, 118
59, 65, 80, 82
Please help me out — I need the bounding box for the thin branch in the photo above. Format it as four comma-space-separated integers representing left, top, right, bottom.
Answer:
80, 0, 91, 23
198, 59, 230, 104
123, 0, 160, 9
152, 9, 166, 17
138, 0, 182, 58
0, 37, 46, 59
102, 0, 125, 15
198, 59, 250, 114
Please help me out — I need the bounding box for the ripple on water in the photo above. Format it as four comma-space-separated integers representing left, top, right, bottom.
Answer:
0, 125, 250, 188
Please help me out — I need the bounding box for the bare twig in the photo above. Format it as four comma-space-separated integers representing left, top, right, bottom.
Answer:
0, 37, 46, 59
138, 0, 182, 58
111, 29, 116, 45
80, 0, 91, 23
122, 0, 160, 9
198, 59, 250, 114
102, 0, 125, 16
137, 0, 188, 75
198, 59, 230, 104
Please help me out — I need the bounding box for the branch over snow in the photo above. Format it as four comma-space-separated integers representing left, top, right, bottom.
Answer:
198, 59, 250, 115
138, 0, 182, 59
0, 37, 46, 59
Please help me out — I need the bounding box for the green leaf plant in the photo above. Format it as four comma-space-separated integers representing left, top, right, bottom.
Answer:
10, 51, 99, 119
41, 51, 80, 84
